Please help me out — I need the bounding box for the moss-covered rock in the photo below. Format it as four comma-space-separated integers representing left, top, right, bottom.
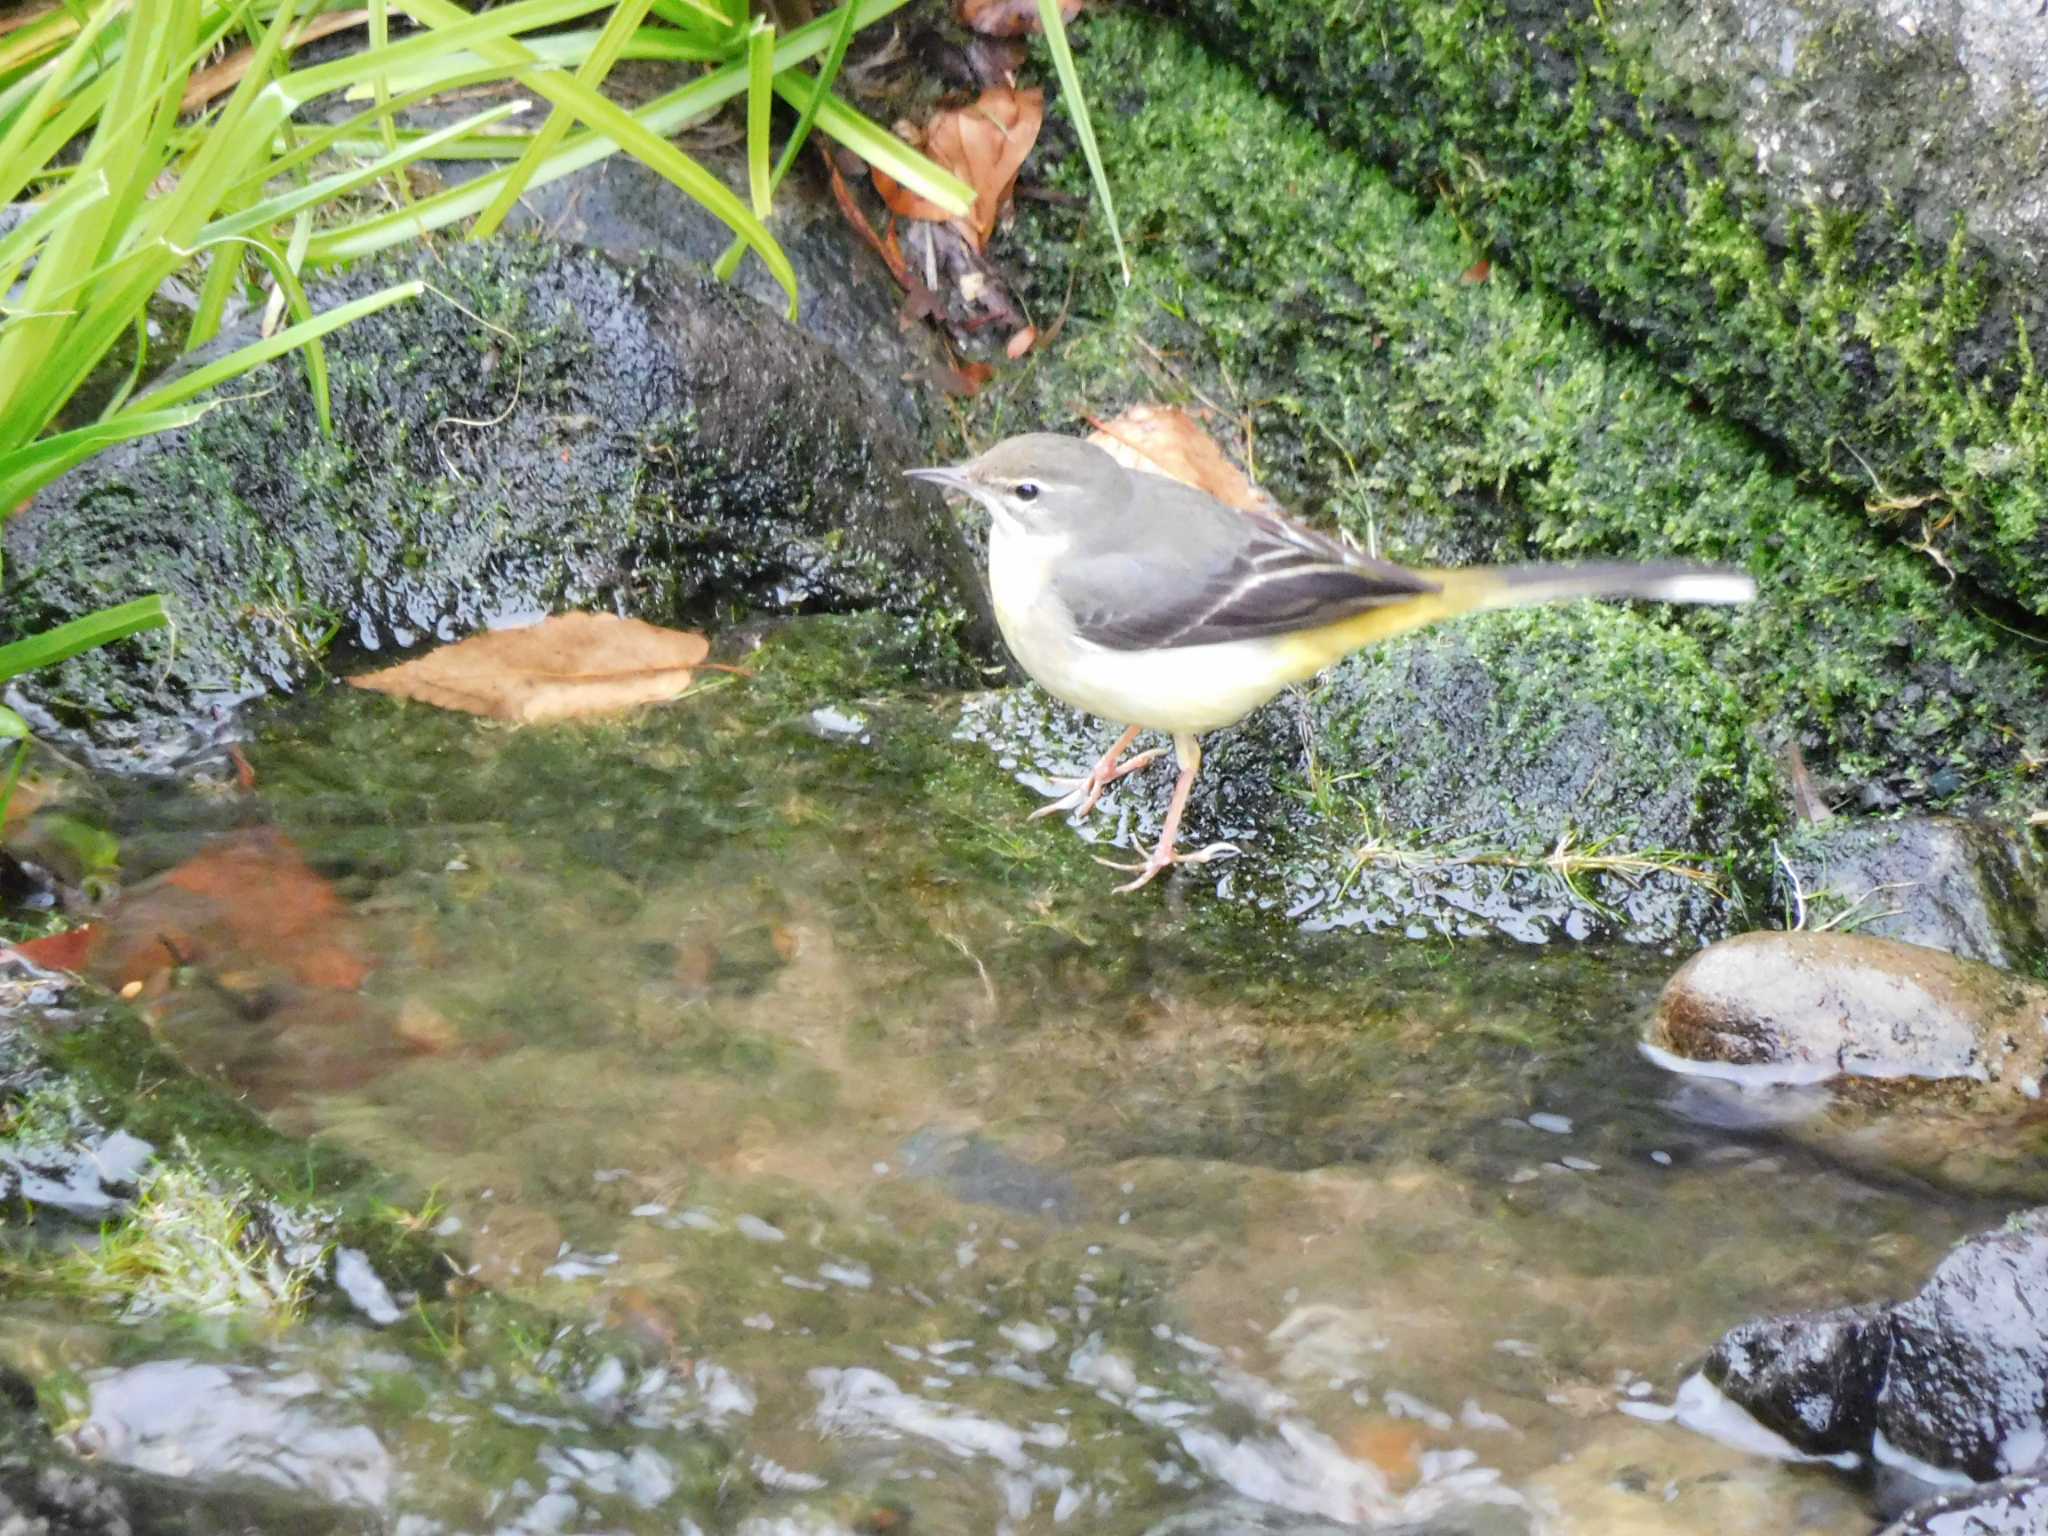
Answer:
980, 10, 2047, 823
965, 603, 1778, 943
0, 238, 992, 774
1145, 0, 2048, 622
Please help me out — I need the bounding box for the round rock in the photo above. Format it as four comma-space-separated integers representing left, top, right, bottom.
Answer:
1649, 931, 2048, 1095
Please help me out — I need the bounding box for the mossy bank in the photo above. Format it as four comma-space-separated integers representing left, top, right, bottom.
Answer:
1144, 0, 2048, 623
973, 11, 2046, 830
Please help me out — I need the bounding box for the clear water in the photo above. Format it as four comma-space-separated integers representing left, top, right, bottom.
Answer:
13, 647, 2031, 1535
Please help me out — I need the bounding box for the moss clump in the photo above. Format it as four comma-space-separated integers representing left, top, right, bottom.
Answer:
1, 238, 988, 774
1143, 0, 2048, 622
1, 981, 452, 1309
982, 12, 2046, 818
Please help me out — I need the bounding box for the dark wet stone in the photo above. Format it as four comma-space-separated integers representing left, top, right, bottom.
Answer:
1, 237, 994, 775
0, 1365, 379, 1536
1777, 817, 2048, 975
499, 151, 950, 431
1705, 1209, 2048, 1485
1649, 931, 2048, 1096
898, 1128, 1078, 1220
1703, 1305, 1891, 1455
1142, 1495, 1531, 1535
1880, 1472, 2048, 1536
1881, 1210, 2048, 1482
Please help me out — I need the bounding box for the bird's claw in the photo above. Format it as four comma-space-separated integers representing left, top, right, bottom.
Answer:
1028, 747, 1165, 822
1095, 839, 1241, 893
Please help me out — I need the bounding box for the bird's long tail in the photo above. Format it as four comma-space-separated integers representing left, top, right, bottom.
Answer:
1457, 560, 1756, 611
1273, 561, 1753, 683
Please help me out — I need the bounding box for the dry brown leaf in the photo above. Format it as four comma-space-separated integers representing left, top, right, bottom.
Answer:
1460, 257, 1492, 284
348, 613, 713, 723
871, 87, 1043, 249
182, 10, 369, 114
958, 0, 1081, 38
1088, 405, 1275, 514
1005, 324, 1038, 359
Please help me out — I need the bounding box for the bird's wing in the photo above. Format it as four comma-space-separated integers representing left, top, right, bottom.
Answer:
1050, 474, 1440, 651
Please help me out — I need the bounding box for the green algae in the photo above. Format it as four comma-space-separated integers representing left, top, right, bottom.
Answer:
1146, 0, 2048, 622
974, 11, 2046, 823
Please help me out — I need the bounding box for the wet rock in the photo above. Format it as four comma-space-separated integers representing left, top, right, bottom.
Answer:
1, 237, 993, 775
964, 603, 1782, 944
501, 152, 950, 430
1775, 816, 2048, 974
1882, 1210, 2048, 1481
1649, 931, 2048, 1095
1703, 1306, 1891, 1455
1881, 1471, 2048, 1536
0, 1364, 377, 1535
1142, 1495, 1529, 1535
1704, 1210, 2048, 1485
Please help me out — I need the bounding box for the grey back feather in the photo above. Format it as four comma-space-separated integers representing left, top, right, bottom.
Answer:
1052, 469, 1438, 652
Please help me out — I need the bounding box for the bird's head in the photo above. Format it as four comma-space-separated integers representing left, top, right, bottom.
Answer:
907, 433, 1124, 534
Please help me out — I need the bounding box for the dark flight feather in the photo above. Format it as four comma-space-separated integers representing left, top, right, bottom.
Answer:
1050, 472, 1439, 652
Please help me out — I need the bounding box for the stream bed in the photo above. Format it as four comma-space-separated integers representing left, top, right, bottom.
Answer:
4, 626, 2030, 1535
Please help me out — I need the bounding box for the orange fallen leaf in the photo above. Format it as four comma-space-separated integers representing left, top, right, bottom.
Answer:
872, 87, 1043, 249
1340, 1416, 1426, 1489
958, 0, 1081, 38
9, 923, 99, 974
348, 613, 714, 723
182, 10, 369, 114
1087, 405, 1276, 514
1005, 325, 1037, 359
153, 827, 372, 993
1460, 257, 1492, 284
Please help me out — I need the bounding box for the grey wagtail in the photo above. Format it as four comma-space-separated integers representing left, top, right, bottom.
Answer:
909, 433, 1756, 892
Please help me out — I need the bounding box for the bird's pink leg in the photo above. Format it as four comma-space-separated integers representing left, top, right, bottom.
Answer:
1095, 733, 1240, 892
1030, 724, 1164, 821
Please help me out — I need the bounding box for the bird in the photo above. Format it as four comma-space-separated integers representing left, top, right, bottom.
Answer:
908, 433, 1756, 892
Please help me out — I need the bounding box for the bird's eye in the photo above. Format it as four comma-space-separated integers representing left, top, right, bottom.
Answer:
1013, 481, 1040, 503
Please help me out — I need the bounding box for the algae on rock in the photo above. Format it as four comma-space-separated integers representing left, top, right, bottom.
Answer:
0, 238, 993, 774
1147, 0, 2048, 623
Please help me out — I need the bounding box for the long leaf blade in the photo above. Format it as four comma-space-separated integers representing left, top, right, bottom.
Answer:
0, 598, 170, 686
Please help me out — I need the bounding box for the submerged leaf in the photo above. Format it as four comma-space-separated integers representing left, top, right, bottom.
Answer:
1087, 405, 1275, 515
347, 613, 714, 722
871, 87, 1043, 249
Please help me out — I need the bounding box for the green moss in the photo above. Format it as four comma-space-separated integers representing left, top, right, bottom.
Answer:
1139, 0, 2048, 619
981, 12, 2046, 817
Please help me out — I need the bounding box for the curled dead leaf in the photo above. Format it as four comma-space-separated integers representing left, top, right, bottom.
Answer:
348, 613, 716, 723
1087, 405, 1276, 515
871, 87, 1043, 249
958, 0, 1082, 36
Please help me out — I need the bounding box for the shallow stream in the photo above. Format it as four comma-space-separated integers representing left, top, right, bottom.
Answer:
9, 626, 2032, 1534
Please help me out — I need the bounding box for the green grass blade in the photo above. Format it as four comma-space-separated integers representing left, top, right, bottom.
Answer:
0, 166, 108, 298
470, 0, 657, 241
772, 71, 973, 215
366, 0, 801, 316
1034, 0, 1127, 284
0, 410, 215, 524
744, 15, 774, 217
302, 0, 916, 268
0, 598, 170, 686
713, 0, 863, 281
276, 0, 615, 105
128, 280, 423, 421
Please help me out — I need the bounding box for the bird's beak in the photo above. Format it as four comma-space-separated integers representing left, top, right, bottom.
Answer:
905, 465, 973, 495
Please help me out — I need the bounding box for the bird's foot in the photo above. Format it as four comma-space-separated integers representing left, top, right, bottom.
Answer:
1095, 839, 1241, 893
1028, 748, 1165, 822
